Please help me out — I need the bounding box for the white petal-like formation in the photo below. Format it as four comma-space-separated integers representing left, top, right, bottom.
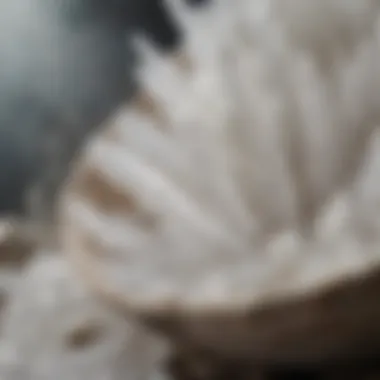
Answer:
60, 0, 380, 314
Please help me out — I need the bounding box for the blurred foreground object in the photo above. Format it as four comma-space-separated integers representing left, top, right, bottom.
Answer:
60, 0, 380, 378
0, 255, 169, 380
